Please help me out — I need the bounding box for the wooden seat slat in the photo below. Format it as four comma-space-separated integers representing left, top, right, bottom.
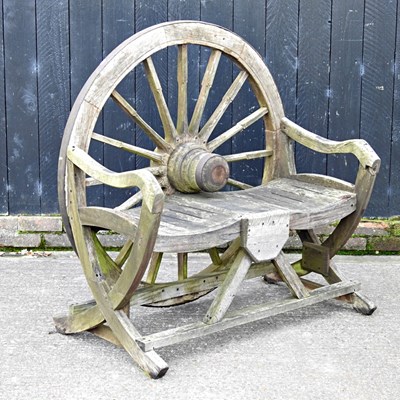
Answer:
118, 177, 356, 252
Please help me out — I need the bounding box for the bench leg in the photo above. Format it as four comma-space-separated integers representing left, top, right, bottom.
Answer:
327, 262, 376, 315
203, 249, 252, 324
296, 229, 377, 315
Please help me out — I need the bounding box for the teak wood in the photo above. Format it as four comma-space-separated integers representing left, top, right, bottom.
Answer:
54, 21, 380, 379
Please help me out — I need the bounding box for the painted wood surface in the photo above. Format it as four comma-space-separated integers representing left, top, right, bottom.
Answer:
296, 0, 331, 176
0, 0, 6, 213
3, 1, 39, 213
0, 1, 397, 216
37, 0, 70, 212
360, 0, 397, 215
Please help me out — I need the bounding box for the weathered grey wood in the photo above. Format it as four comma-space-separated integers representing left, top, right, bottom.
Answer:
273, 252, 309, 299
199, 71, 249, 141
224, 149, 273, 163
138, 281, 360, 352
207, 107, 268, 152
65, 260, 278, 316
110, 90, 171, 151
176, 44, 188, 134
226, 178, 253, 190
177, 253, 188, 280
189, 49, 221, 134
143, 56, 177, 142
145, 252, 163, 284
91, 132, 164, 162
241, 212, 289, 262
56, 20, 380, 379
281, 118, 381, 172
204, 250, 253, 324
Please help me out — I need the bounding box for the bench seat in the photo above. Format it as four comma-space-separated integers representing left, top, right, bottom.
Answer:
80, 175, 356, 253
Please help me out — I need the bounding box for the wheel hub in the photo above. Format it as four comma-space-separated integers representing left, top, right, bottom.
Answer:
167, 142, 229, 193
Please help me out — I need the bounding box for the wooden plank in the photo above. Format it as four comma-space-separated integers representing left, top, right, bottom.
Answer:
4, 1, 40, 213
70, 0, 103, 206
37, 0, 70, 213
0, 0, 7, 213
138, 281, 361, 351
361, 0, 397, 216
327, 1, 364, 184
204, 250, 253, 324
296, 0, 331, 175
168, 0, 200, 134
390, 4, 400, 215
200, 0, 234, 157
232, 0, 266, 187
102, 0, 135, 209
273, 252, 309, 298
265, 0, 299, 120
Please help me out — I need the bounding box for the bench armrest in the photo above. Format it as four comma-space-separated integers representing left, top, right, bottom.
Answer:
281, 117, 381, 175
67, 146, 164, 213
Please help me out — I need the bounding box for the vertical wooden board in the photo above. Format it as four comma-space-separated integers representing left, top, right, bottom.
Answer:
265, 0, 299, 120
4, 1, 40, 214
327, 1, 364, 184
200, 0, 233, 164
70, 0, 103, 206
0, 0, 7, 214
167, 0, 200, 130
102, 1, 135, 208
361, 0, 396, 217
390, 3, 400, 216
232, 0, 265, 187
37, 0, 70, 213
296, 0, 331, 175
135, 0, 168, 171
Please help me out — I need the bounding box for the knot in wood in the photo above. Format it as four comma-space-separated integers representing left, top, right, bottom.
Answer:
167, 143, 229, 193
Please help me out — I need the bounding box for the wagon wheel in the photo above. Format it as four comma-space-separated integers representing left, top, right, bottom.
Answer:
57, 21, 287, 356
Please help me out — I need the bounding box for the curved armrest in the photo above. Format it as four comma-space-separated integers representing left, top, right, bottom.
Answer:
67, 146, 164, 213
281, 117, 381, 175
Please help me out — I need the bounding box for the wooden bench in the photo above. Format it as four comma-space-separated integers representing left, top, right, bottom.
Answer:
54, 21, 380, 379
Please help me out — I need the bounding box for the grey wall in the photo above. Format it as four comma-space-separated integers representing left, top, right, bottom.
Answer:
0, 0, 399, 217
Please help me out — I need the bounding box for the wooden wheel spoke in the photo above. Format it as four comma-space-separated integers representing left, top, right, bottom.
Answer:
208, 107, 268, 152
114, 191, 143, 211
189, 49, 222, 134
114, 240, 133, 268
146, 252, 163, 284
198, 70, 248, 141
224, 149, 273, 163
177, 45, 188, 134
178, 253, 188, 280
91, 132, 164, 163
226, 178, 253, 190
143, 56, 177, 142
110, 90, 170, 151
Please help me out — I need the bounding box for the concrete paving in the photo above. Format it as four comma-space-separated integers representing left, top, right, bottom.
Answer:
0, 252, 399, 400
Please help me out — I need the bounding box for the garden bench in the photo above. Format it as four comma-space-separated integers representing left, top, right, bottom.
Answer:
54, 21, 380, 378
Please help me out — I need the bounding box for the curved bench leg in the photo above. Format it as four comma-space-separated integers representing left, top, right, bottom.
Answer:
297, 229, 377, 315
327, 263, 377, 315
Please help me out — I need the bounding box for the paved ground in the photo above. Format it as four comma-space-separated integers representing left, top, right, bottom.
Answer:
0, 252, 399, 400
